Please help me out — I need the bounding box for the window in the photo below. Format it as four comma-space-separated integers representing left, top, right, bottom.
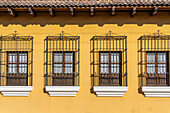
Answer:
53, 52, 74, 86
45, 32, 80, 86
91, 34, 127, 86
0, 33, 33, 86
138, 32, 170, 86
145, 52, 169, 86
99, 52, 122, 86
7, 52, 28, 86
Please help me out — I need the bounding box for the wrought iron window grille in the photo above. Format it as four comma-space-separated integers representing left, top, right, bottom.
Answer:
0, 31, 33, 86
90, 31, 127, 86
138, 30, 170, 86
44, 31, 80, 86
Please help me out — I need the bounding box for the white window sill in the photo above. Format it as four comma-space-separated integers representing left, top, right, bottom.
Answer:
142, 86, 170, 97
0, 86, 33, 96
93, 86, 128, 97
45, 86, 80, 97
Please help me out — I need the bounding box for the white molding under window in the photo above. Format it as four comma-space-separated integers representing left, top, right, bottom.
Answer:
93, 86, 128, 97
142, 86, 170, 97
45, 86, 80, 96
0, 86, 33, 96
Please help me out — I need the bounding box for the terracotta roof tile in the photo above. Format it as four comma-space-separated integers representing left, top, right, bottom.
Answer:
0, 0, 169, 7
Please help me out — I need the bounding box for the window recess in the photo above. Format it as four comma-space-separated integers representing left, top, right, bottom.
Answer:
99, 52, 122, 86
91, 31, 128, 97
138, 31, 170, 97
7, 52, 28, 86
45, 31, 80, 96
0, 32, 33, 96
145, 52, 169, 86
53, 52, 75, 86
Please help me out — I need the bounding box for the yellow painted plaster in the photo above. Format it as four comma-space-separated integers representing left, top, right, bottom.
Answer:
0, 24, 170, 113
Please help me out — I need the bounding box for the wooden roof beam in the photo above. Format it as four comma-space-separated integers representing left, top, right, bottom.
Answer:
151, 6, 158, 16
111, 6, 116, 16
69, 7, 74, 16
90, 7, 94, 16
49, 7, 55, 16
28, 7, 36, 17
7, 7, 16, 17
131, 6, 136, 16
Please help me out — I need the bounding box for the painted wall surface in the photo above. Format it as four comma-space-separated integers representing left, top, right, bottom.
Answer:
0, 12, 170, 113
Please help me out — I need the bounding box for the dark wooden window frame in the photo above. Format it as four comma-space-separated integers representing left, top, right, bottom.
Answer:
145, 51, 169, 86
6, 51, 28, 86
52, 51, 75, 86
99, 51, 122, 86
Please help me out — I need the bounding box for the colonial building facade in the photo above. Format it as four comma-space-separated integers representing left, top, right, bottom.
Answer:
0, 0, 169, 113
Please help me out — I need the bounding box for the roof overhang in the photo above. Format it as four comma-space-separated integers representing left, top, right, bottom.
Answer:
0, 0, 170, 16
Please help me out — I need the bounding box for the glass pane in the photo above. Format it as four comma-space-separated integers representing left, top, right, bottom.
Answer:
54, 53, 63, 63
147, 64, 155, 73
54, 64, 63, 73
158, 64, 166, 73
19, 53, 27, 63
100, 53, 109, 63
158, 53, 166, 63
8, 64, 17, 73
8, 53, 17, 63
65, 53, 73, 63
111, 53, 119, 63
65, 64, 73, 73
100, 64, 109, 73
147, 53, 155, 63
111, 64, 119, 73
19, 64, 27, 73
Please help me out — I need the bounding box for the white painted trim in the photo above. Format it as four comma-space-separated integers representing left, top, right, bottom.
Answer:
45, 86, 80, 97
0, 86, 33, 96
142, 86, 170, 97
93, 86, 128, 97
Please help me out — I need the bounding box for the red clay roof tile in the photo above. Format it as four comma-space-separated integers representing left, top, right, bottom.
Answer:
0, 0, 169, 7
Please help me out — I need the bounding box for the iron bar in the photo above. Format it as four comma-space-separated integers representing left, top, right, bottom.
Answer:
138, 32, 170, 86
45, 33, 80, 86
0, 33, 33, 86
90, 34, 127, 86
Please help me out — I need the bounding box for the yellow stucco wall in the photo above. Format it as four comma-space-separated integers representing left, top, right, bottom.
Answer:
0, 24, 170, 113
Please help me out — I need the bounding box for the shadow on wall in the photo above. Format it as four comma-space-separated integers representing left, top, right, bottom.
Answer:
0, 11, 170, 26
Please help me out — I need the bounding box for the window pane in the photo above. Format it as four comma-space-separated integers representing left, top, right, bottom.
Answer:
54, 64, 63, 73
147, 64, 155, 73
65, 64, 73, 73
100, 64, 109, 73
54, 53, 63, 63
158, 53, 166, 63
100, 53, 109, 63
19, 53, 27, 63
158, 64, 166, 73
8, 64, 17, 73
111, 64, 119, 73
8, 53, 17, 63
111, 53, 119, 63
147, 53, 155, 63
19, 64, 27, 73
65, 53, 73, 63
